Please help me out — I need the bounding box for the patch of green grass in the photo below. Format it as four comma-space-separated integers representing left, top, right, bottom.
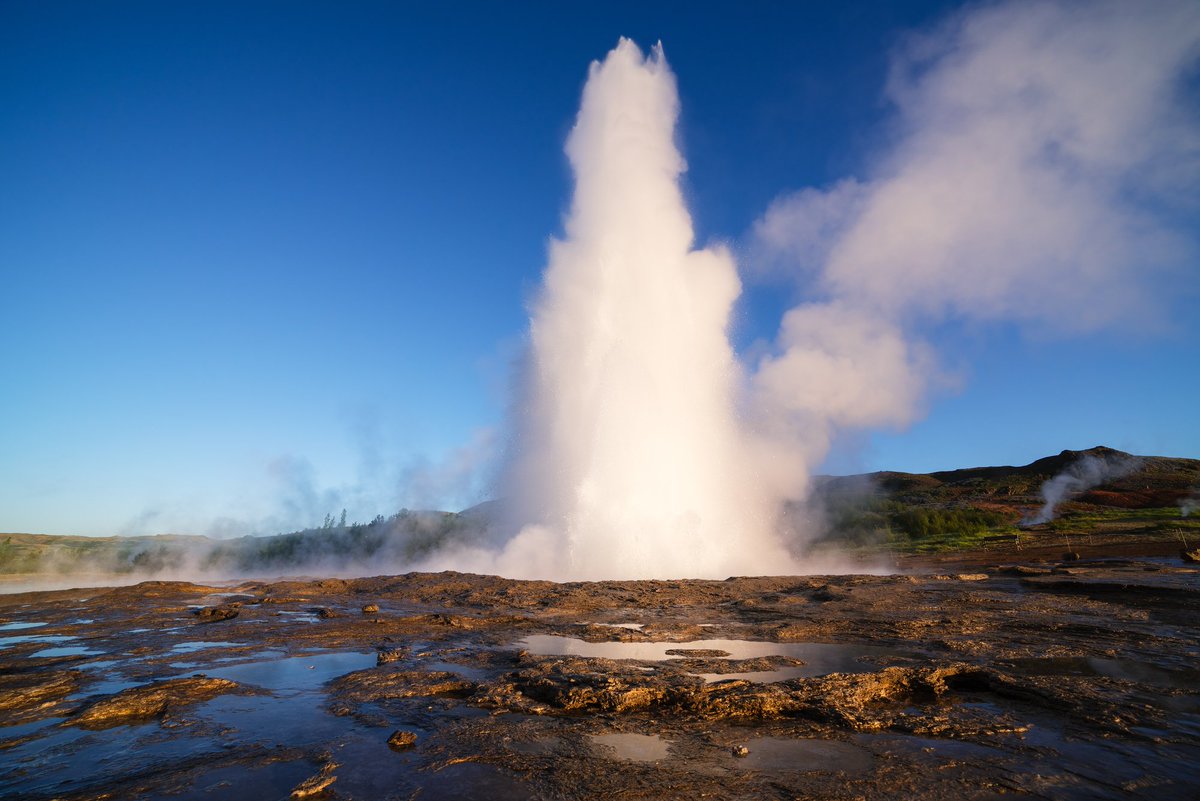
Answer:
821, 498, 1016, 554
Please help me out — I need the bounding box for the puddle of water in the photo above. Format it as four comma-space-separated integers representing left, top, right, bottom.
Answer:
83, 676, 143, 696
171, 641, 243, 653
696, 668, 808, 684
0, 634, 75, 648
590, 733, 672, 762
68, 618, 95, 625
78, 660, 121, 671
164, 760, 315, 801
517, 636, 890, 679
29, 645, 101, 658
204, 651, 376, 692
1017, 723, 1194, 793
731, 737, 873, 775
1008, 656, 1197, 690
859, 733, 1005, 762
589, 622, 645, 630
0, 621, 47, 631
0, 717, 64, 737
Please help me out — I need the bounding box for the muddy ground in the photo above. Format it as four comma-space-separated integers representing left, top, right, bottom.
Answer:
1, 547, 1198, 800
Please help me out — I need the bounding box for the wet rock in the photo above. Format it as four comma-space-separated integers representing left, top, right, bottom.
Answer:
194, 603, 240, 623
956, 574, 988, 581
310, 606, 339, 619
361, 603, 379, 613
1063, 551, 1081, 561
70, 677, 245, 729
387, 729, 418, 749
0, 670, 81, 718
290, 761, 338, 799
1182, 548, 1200, 563
328, 669, 477, 708
731, 744, 749, 757
663, 648, 730, 658
376, 645, 405, 665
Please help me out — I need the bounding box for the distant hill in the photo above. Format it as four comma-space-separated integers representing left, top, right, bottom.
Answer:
810, 446, 1200, 553
816, 446, 1199, 514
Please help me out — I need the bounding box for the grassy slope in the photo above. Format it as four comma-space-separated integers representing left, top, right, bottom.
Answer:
811, 446, 1200, 556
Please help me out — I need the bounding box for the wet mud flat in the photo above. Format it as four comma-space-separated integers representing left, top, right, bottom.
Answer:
2, 558, 1198, 800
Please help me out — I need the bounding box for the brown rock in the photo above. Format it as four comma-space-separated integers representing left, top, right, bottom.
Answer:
71, 677, 244, 729
361, 603, 379, 613
387, 729, 418, 749
194, 603, 240, 623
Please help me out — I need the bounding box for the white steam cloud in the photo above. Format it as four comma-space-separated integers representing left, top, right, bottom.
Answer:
1025, 453, 1142, 526
441, 2, 1199, 581
748, 0, 1199, 525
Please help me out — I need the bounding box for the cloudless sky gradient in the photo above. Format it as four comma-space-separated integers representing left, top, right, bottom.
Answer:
2, 1, 1197, 536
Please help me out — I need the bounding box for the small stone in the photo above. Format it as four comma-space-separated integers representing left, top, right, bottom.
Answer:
377, 646, 405, 665
731, 745, 749, 758
388, 729, 418, 749
310, 607, 338, 619
362, 603, 379, 613
1181, 548, 1200, 563
1062, 551, 1080, 562
956, 573, 988, 581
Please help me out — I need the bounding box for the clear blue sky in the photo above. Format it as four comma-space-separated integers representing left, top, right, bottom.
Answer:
2, 1, 1197, 537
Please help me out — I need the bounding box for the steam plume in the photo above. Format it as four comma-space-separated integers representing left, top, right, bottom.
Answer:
488, 40, 798, 580
1025, 453, 1142, 526
750, 0, 1199, 514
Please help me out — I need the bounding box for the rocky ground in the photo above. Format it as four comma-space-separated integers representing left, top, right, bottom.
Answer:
2, 547, 1198, 800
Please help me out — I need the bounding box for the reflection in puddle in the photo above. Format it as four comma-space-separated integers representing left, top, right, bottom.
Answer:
1007, 656, 1198, 690
0, 621, 47, 631
165, 760, 315, 801
697, 668, 807, 684
204, 651, 375, 691
732, 738, 873, 775
0, 634, 74, 648
517, 636, 889, 680
81, 676, 142, 696
590, 733, 672, 762
30, 645, 101, 658
171, 641, 243, 653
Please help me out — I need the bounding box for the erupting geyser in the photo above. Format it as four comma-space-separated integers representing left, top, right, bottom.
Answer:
494, 40, 799, 580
